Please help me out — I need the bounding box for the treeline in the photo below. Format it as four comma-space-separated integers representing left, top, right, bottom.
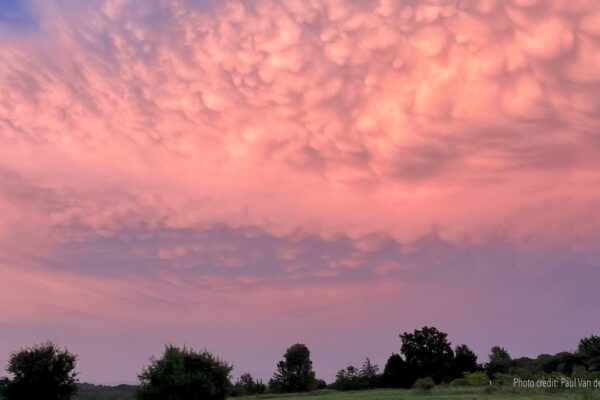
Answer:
331, 327, 600, 391
1, 327, 600, 400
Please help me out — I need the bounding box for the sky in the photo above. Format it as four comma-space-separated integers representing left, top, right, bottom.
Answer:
1, 0, 600, 385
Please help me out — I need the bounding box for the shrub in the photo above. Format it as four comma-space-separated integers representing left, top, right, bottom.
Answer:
464, 372, 488, 386
230, 373, 266, 397
136, 345, 232, 400
315, 379, 328, 390
413, 377, 435, 391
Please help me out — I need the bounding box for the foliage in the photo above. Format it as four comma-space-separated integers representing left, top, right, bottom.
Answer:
412, 377, 435, 391
382, 354, 414, 388
400, 326, 454, 383
578, 335, 600, 372
1, 342, 78, 400
135, 345, 232, 400
463, 372, 488, 386
332, 359, 380, 391
315, 379, 327, 390
451, 344, 479, 378
333, 366, 361, 391
271, 344, 316, 393
230, 373, 266, 397
358, 358, 380, 388
485, 346, 512, 378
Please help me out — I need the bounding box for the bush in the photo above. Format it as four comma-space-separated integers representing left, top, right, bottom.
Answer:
1, 342, 78, 400
450, 378, 466, 386
464, 372, 488, 386
230, 373, 266, 397
413, 377, 435, 391
315, 379, 328, 390
136, 345, 232, 400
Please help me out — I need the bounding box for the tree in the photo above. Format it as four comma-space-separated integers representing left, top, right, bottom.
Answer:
555, 352, 577, 375
315, 378, 328, 389
400, 326, 454, 383
231, 373, 266, 396
333, 366, 361, 391
136, 345, 232, 400
382, 353, 414, 388
451, 344, 479, 378
358, 358, 380, 388
577, 335, 600, 372
485, 346, 512, 378
1, 342, 78, 400
271, 343, 316, 393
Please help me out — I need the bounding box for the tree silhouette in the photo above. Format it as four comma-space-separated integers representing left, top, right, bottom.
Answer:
400, 326, 454, 383
1, 342, 78, 400
136, 345, 232, 400
270, 344, 315, 393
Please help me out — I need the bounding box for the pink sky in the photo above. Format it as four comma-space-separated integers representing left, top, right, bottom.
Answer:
1, 0, 600, 384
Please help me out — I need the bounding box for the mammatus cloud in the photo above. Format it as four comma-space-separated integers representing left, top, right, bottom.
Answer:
1, 0, 600, 250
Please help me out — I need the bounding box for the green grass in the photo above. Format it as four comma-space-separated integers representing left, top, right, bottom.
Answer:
238, 388, 600, 400
74, 386, 600, 400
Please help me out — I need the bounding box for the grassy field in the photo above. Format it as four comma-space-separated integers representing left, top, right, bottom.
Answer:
75, 387, 600, 400
237, 388, 600, 400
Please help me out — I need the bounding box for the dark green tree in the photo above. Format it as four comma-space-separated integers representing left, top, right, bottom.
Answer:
1, 342, 78, 400
577, 335, 600, 372
555, 352, 577, 375
231, 373, 266, 396
136, 345, 232, 400
382, 353, 414, 388
358, 358, 380, 388
485, 346, 512, 378
451, 344, 479, 378
333, 366, 361, 391
400, 326, 454, 383
271, 343, 316, 393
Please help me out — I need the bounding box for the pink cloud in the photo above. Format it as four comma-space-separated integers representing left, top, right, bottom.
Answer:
2, 0, 599, 252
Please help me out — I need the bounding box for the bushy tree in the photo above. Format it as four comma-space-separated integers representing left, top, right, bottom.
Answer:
270, 344, 315, 393
136, 345, 232, 400
382, 353, 414, 388
0, 378, 9, 399
333, 358, 381, 391
451, 344, 479, 378
400, 326, 454, 383
230, 373, 266, 396
577, 335, 600, 372
485, 346, 512, 378
358, 358, 380, 388
555, 351, 578, 375
1, 342, 78, 400
315, 379, 328, 389
333, 366, 361, 391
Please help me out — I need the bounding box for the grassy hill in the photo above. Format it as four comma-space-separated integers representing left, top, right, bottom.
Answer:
76, 383, 138, 400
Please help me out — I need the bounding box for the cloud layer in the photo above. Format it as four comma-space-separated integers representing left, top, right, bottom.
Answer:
2, 0, 600, 248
